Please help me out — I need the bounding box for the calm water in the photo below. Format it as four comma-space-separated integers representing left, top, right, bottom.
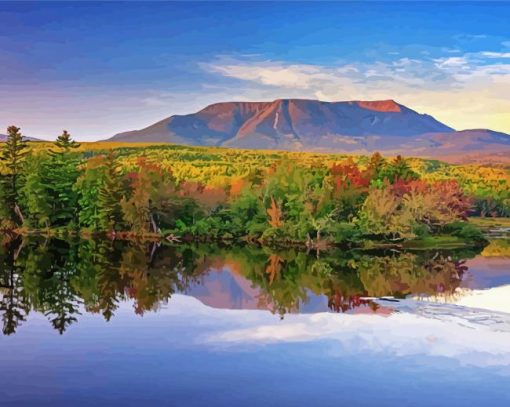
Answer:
1, 237, 510, 406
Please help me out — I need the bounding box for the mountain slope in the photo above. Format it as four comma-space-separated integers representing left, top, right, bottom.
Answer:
109, 99, 453, 145
110, 101, 274, 145
108, 99, 510, 161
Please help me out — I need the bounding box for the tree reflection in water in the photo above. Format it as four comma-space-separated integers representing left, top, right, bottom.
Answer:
0, 236, 480, 335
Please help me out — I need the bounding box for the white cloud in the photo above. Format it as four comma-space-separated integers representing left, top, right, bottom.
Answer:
433, 56, 470, 69
207, 62, 320, 89
481, 51, 510, 58
454, 33, 488, 41
203, 52, 510, 133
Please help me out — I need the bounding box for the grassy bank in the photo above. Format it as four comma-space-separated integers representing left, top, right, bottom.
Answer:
469, 217, 510, 230
402, 235, 485, 250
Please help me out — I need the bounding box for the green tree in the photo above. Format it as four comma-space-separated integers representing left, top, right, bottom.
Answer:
0, 126, 29, 224
19, 154, 52, 228
75, 155, 107, 229
228, 188, 267, 237
380, 155, 418, 183
357, 186, 414, 239
97, 153, 125, 232
46, 131, 82, 227
54, 130, 80, 151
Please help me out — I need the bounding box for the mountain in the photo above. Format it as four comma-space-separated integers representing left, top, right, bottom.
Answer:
108, 99, 510, 162
109, 99, 454, 147
0, 134, 41, 142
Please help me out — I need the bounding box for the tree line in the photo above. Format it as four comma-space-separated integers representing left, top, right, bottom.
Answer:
0, 126, 488, 245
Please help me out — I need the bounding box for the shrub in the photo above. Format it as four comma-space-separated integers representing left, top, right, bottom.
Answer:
443, 222, 487, 243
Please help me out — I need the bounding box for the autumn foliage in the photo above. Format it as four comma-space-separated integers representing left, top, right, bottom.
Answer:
267, 197, 283, 228
0, 129, 500, 245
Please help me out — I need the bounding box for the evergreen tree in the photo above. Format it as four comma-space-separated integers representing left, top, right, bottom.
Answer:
1, 126, 28, 175
379, 155, 418, 183
19, 154, 52, 228
74, 155, 107, 229
0, 126, 29, 224
53, 130, 80, 153
46, 131, 82, 227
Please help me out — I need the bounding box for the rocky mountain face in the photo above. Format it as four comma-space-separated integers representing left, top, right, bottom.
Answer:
108, 99, 510, 162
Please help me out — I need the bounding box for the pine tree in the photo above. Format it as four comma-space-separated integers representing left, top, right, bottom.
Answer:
379, 155, 418, 183
54, 130, 80, 151
0, 126, 29, 224
46, 130, 82, 227
393, 155, 412, 179
19, 154, 52, 228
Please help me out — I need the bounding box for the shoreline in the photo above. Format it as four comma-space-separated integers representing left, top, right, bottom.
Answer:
1, 226, 489, 252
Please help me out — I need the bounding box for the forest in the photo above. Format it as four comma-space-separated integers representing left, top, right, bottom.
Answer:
1, 125, 509, 248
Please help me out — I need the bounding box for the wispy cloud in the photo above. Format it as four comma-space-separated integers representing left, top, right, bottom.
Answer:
481, 51, 510, 58
433, 56, 470, 69
203, 51, 510, 133
453, 33, 488, 41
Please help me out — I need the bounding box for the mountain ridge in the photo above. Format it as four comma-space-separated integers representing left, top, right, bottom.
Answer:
107, 98, 510, 161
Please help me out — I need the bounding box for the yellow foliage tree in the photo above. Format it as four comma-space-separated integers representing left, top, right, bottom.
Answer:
267, 196, 283, 228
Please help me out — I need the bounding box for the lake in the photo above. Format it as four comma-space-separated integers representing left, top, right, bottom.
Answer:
1, 237, 510, 406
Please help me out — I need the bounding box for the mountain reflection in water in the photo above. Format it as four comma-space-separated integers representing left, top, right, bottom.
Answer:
0, 237, 483, 336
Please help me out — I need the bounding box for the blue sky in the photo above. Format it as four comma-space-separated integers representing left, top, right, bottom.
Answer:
1, 1, 509, 140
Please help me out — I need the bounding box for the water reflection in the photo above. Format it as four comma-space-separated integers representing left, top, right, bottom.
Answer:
0, 236, 482, 335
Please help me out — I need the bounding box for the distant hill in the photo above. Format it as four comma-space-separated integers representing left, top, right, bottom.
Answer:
0, 134, 41, 142
107, 98, 510, 161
